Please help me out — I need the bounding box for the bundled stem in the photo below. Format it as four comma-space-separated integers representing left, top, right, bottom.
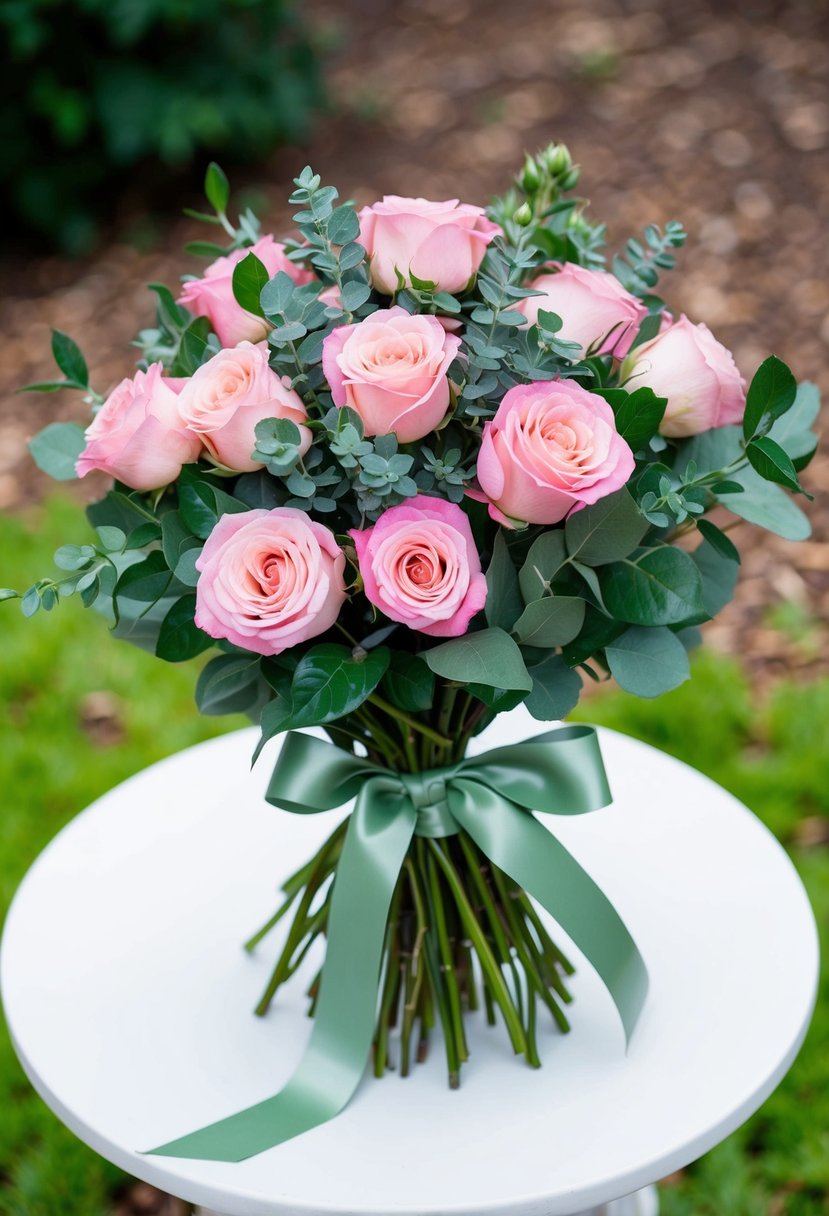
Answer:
247, 824, 574, 1085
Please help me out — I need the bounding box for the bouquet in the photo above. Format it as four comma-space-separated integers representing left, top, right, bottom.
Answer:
4, 145, 818, 1161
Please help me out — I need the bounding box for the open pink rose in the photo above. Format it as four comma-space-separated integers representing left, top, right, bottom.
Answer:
624, 315, 746, 438
322, 307, 461, 443
351, 496, 486, 638
76, 363, 201, 491
475, 381, 635, 526
518, 263, 648, 359
195, 508, 346, 656
177, 341, 311, 472
178, 235, 314, 348
358, 196, 500, 295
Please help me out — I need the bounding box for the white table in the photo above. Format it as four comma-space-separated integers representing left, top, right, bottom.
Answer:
1, 709, 818, 1216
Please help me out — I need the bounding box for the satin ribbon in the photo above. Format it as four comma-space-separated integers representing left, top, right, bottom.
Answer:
148, 724, 647, 1162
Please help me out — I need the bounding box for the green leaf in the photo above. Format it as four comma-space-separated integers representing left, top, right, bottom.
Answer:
485, 532, 524, 629
600, 547, 706, 626
768, 381, 820, 469
696, 519, 740, 564
149, 282, 188, 332
518, 530, 567, 602
172, 316, 214, 376
260, 271, 297, 316
561, 604, 625, 667
606, 626, 690, 698
231, 252, 269, 318
95, 526, 126, 552
196, 654, 264, 716
161, 511, 200, 571
718, 467, 811, 540
746, 436, 804, 494
327, 205, 360, 246
0, 589, 19, 602
691, 539, 739, 617
601, 387, 666, 450
382, 652, 435, 712
524, 656, 582, 721
743, 355, 796, 440
21, 587, 41, 617
513, 596, 585, 647
565, 489, 647, 566
174, 548, 202, 587
288, 644, 390, 728
341, 280, 372, 312
425, 627, 532, 691
51, 330, 88, 387
115, 551, 175, 603
155, 596, 212, 662
28, 422, 85, 481
204, 162, 230, 215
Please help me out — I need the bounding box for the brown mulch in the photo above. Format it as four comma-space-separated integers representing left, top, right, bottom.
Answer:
1, 0, 827, 687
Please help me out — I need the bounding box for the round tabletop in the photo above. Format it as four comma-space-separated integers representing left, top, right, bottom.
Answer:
1, 710, 818, 1216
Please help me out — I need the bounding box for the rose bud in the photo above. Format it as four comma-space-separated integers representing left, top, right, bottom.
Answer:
475, 380, 635, 527
195, 508, 346, 656
178, 235, 314, 348
76, 363, 201, 491
322, 307, 461, 443
358, 196, 500, 295
351, 496, 486, 638
623, 314, 746, 438
518, 264, 647, 359
177, 341, 311, 472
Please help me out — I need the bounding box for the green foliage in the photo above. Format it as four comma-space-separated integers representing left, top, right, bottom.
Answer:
424, 628, 532, 691
27, 423, 85, 482
1, 0, 323, 251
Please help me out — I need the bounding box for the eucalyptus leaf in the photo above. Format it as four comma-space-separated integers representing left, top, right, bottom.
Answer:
691, 539, 739, 617
600, 547, 706, 626
29, 422, 86, 481
524, 655, 582, 721
565, 489, 647, 566
519, 531, 567, 602
606, 626, 690, 698
425, 627, 532, 691
382, 652, 435, 713
513, 596, 585, 647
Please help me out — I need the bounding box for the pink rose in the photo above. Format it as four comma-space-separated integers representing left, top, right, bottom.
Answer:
76, 363, 201, 491
195, 508, 346, 656
623, 315, 746, 438
177, 235, 314, 348
351, 496, 486, 638
177, 341, 311, 472
518, 264, 648, 359
475, 381, 635, 526
322, 307, 461, 443
358, 196, 500, 295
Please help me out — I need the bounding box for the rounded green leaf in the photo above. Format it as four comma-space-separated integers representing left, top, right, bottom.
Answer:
606, 626, 690, 698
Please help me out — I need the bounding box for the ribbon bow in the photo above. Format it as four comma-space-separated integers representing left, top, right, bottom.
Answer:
149, 725, 647, 1162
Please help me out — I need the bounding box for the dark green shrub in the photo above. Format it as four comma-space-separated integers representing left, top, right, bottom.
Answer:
0, 0, 323, 251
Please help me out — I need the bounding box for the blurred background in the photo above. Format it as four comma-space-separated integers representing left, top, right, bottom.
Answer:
1, 0, 827, 1212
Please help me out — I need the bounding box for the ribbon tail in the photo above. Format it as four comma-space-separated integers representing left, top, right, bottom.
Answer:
146, 786, 417, 1162
450, 780, 648, 1044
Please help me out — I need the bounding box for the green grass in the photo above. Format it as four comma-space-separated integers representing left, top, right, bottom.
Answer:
1, 497, 827, 1214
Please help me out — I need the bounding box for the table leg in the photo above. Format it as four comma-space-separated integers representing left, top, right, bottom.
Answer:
194, 1186, 659, 1216
574, 1185, 659, 1216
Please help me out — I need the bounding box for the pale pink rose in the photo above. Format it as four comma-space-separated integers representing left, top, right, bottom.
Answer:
322, 307, 461, 443
76, 363, 201, 491
351, 496, 486, 638
358, 196, 500, 295
624, 315, 747, 438
177, 341, 311, 472
195, 508, 346, 656
178, 235, 314, 348
518, 264, 648, 359
475, 381, 635, 527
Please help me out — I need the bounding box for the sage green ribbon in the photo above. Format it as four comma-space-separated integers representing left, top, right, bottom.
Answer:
148, 724, 647, 1162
